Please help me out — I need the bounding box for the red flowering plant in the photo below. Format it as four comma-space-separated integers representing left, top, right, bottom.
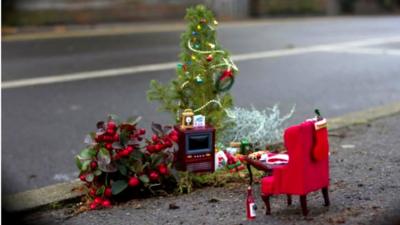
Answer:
75, 115, 179, 210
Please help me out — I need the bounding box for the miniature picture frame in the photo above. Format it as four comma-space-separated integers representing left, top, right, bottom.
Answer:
193, 115, 206, 128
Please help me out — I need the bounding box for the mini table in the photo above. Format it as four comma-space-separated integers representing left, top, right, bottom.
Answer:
243, 155, 287, 185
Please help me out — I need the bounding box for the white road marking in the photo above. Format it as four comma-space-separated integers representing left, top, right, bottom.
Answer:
320, 47, 400, 56
2, 36, 400, 89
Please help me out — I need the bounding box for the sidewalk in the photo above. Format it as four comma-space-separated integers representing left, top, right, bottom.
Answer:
9, 112, 400, 225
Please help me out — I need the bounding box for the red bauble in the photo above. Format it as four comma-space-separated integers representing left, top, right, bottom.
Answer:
102, 200, 112, 208
222, 69, 233, 78
128, 177, 140, 187
149, 171, 159, 181
206, 54, 213, 62
104, 187, 112, 197
90, 161, 98, 169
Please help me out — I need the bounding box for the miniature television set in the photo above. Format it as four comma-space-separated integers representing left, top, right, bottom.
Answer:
174, 125, 215, 172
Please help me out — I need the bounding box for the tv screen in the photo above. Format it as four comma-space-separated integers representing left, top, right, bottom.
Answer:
187, 133, 210, 153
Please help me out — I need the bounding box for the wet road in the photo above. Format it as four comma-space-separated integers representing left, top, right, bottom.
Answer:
2, 16, 400, 194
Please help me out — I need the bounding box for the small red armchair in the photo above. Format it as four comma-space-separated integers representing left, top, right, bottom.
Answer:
260, 119, 330, 216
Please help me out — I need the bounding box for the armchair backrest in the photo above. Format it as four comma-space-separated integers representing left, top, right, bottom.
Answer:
283, 121, 329, 194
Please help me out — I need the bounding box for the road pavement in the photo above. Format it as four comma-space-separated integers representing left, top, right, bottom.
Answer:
2, 16, 400, 194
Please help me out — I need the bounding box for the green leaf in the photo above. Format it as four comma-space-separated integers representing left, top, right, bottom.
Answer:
112, 180, 128, 195
97, 185, 105, 196
151, 154, 163, 168
118, 164, 128, 176
98, 161, 118, 173
139, 174, 149, 184
85, 173, 94, 182
126, 116, 142, 126
94, 169, 102, 176
129, 160, 143, 174
75, 157, 82, 170
79, 148, 96, 160
97, 148, 111, 165
81, 160, 91, 172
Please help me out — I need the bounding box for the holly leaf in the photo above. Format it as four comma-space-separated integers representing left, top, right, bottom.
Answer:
151, 122, 164, 136
139, 174, 149, 184
130, 149, 143, 161
112, 180, 128, 195
126, 116, 142, 126
98, 161, 117, 173
75, 157, 83, 170
151, 154, 163, 167
85, 173, 94, 182
81, 160, 91, 172
108, 114, 121, 124
163, 125, 173, 134
96, 185, 105, 196
94, 169, 102, 176
112, 142, 123, 150
97, 148, 111, 165
118, 164, 128, 176
78, 148, 96, 160
129, 160, 143, 174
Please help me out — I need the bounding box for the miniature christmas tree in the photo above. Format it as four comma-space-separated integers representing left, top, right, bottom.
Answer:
147, 5, 238, 134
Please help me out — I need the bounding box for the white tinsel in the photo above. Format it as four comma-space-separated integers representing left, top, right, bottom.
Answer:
221, 105, 295, 147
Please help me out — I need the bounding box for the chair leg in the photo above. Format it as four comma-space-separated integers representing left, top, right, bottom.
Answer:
287, 195, 292, 206
262, 195, 271, 215
300, 195, 308, 216
322, 187, 330, 206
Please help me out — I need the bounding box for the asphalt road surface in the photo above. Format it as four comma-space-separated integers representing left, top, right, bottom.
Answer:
2, 16, 400, 194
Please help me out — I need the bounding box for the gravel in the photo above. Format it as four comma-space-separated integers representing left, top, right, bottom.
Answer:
11, 114, 400, 225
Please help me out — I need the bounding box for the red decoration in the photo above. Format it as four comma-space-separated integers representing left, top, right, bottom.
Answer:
206, 54, 213, 62
246, 186, 256, 220
260, 120, 330, 216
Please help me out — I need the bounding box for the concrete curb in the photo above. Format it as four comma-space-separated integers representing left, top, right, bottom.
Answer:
4, 101, 400, 212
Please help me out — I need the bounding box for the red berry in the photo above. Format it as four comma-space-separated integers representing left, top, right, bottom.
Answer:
95, 135, 103, 142
113, 134, 119, 141
105, 143, 113, 150
149, 171, 159, 181
119, 149, 129, 157
164, 140, 173, 148
137, 137, 143, 141
79, 174, 86, 181
90, 203, 97, 210
104, 187, 112, 197
128, 177, 140, 187
90, 161, 98, 169
146, 145, 155, 153
170, 134, 178, 142
152, 134, 158, 142
139, 128, 146, 135
108, 121, 116, 129
158, 164, 168, 175
102, 200, 112, 208
170, 130, 178, 136
94, 197, 103, 204
89, 189, 97, 196
155, 144, 163, 151
106, 128, 114, 135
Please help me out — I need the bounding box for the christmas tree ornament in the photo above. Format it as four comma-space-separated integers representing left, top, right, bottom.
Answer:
196, 24, 202, 30
192, 31, 198, 35
215, 69, 235, 92
191, 55, 197, 61
200, 18, 207, 23
193, 115, 206, 127
181, 109, 194, 129
208, 43, 215, 49
206, 54, 213, 62
195, 75, 203, 84
213, 20, 218, 25
194, 44, 200, 49
177, 63, 183, 70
